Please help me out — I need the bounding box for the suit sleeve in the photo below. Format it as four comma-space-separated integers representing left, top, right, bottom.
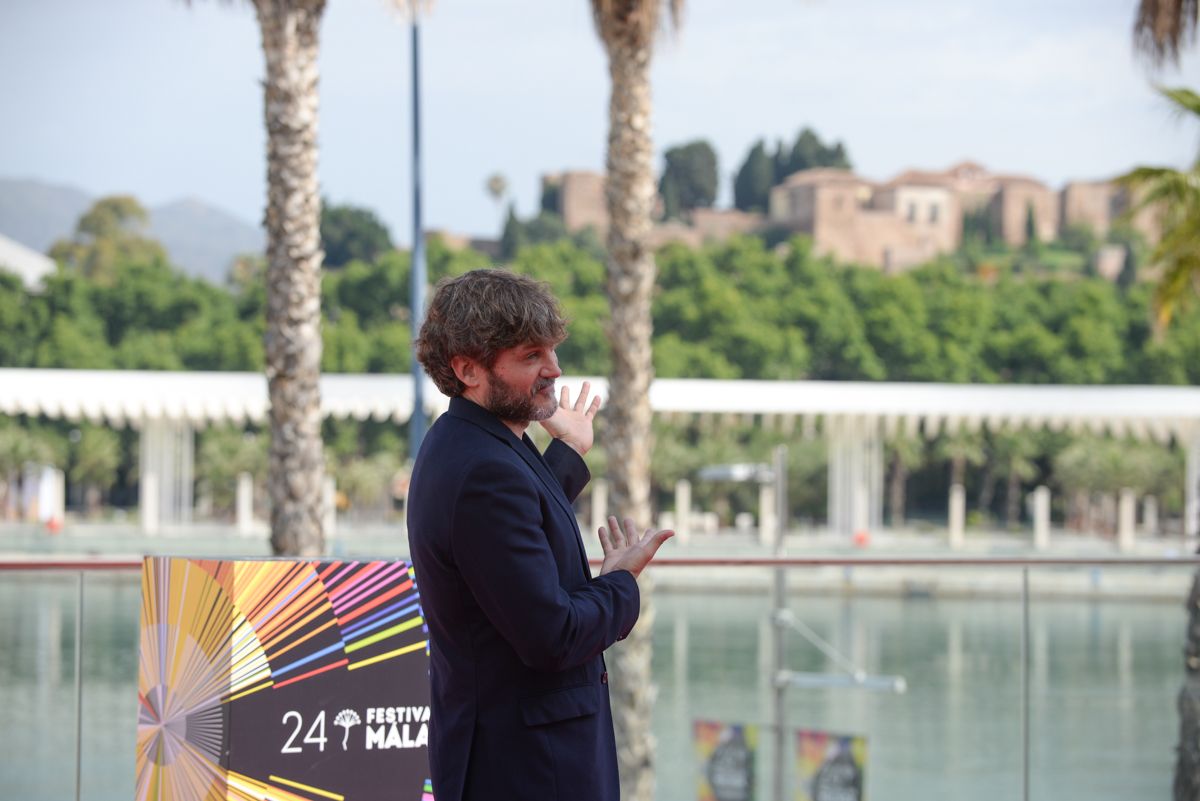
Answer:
542, 438, 590, 503
450, 456, 638, 672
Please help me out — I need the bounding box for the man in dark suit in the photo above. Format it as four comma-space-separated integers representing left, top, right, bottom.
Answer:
407, 269, 672, 801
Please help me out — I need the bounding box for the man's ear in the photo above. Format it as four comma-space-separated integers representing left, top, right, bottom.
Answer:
451, 355, 483, 389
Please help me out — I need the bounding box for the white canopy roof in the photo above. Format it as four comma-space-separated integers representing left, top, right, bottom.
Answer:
0, 369, 1197, 442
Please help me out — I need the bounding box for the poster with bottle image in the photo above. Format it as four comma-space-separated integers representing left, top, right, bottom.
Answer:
795, 729, 866, 801
694, 720, 757, 801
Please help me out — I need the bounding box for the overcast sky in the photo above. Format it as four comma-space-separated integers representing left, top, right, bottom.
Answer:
1, 0, 1197, 246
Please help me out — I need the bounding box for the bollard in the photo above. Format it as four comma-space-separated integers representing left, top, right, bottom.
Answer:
1032, 486, 1050, 551
948, 483, 965, 550
323, 476, 337, 540
236, 472, 254, 536
675, 479, 692, 545
758, 482, 776, 548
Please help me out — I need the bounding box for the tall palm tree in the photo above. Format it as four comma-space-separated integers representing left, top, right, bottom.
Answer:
1120, 87, 1200, 329
250, 0, 328, 555
1129, 12, 1200, 798
589, 2, 681, 798
190, 0, 336, 553
885, 433, 924, 528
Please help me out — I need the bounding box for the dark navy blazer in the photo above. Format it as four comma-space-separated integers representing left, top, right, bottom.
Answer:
407, 396, 640, 801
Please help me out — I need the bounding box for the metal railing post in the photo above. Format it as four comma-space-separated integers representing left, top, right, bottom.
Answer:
771, 445, 788, 801
1021, 567, 1030, 801
74, 571, 84, 801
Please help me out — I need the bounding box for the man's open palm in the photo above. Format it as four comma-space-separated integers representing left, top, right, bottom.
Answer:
598, 515, 673, 579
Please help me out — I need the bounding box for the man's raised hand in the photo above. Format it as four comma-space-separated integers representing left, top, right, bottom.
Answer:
539, 381, 602, 455
598, 515, 674, 579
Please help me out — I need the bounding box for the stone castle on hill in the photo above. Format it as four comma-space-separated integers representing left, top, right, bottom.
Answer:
536, 162, 1160, 274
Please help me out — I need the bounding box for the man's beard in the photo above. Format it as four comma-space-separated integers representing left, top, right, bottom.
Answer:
483, 371, 558, 424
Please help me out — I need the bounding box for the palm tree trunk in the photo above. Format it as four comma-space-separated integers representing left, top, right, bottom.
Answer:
977, 462, 996, 518
888, 453, 907, 528
950, 455, 965, 489
1176, 566, 1200, 800
602, 33, 658, 801
254, 0, 327, 557
1005, 468, 1021, 529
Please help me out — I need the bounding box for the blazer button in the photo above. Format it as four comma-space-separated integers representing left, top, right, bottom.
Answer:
601, 671, 608, 684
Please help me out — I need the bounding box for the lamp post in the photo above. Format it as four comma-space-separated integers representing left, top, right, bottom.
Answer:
408, 10, 427, 457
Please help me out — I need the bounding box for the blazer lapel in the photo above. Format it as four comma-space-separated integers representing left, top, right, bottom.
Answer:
448, 398, 590, 564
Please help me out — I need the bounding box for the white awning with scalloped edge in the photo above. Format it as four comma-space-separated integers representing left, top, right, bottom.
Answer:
0, 369, 1198, 443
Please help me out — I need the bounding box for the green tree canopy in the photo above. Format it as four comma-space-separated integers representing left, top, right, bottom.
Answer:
658, 140, 718, 220
321, 200, 394, 269
49, 195, 169, 284
772, 127, 851, 183
733, 140, 774, 213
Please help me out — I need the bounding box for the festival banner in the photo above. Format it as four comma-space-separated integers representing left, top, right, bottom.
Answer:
136, 556, 433, 801
694, 720, 757, 801
795, 729, 867, 801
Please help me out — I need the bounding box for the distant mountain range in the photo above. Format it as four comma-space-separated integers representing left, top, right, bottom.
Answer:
0, 178, 264, 284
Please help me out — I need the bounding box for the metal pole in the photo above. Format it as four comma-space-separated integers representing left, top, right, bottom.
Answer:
1021, 567, 1030, 801
74, 571, 84, 801
771, 445, 788, 801
408, 15, 428, 457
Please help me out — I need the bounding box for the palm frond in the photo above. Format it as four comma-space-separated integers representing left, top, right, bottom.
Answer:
1152, 248, 1200, 328
1161, 85, 1200, 118
590, 0, 683, 48
1148, 212, 1200, 328
1134, 0, 1199, 67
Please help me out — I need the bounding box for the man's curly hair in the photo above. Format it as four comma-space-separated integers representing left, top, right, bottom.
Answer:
416, 269, 568, 397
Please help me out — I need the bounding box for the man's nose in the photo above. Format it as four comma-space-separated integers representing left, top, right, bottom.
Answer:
542, 351, 562, 378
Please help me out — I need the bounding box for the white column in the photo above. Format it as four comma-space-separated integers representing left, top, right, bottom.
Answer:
1117, 488, 1136, 553
1143, 496, 1159, 537
827, 417, 848, 537
1032, 486, 1050, 551
826, 417, 882, 540
139, 421, 160, 535
139, 419, 194, 532
866, 424, 884, 534
176, 422, 194, 525
236, 472, 255, 536
758, 481, 776, 548
948, 483, 965, 550
675, 479, 692, 544
1187, 433, 1200, 539
590, 479, 608, 540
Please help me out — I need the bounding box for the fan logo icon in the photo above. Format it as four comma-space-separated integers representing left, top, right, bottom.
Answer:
334, 708, 362, 751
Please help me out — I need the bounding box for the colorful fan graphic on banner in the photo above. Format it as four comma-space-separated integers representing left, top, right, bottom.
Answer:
137, 557, 434, 801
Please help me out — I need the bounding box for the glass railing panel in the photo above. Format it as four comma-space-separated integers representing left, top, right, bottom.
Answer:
649, 566, 1024, 801
1026, 564, 1190, 801
77, 570, 141, 801
1, 570, 88, 801
1, 559, 1193, 801
0, 568, 141, 801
